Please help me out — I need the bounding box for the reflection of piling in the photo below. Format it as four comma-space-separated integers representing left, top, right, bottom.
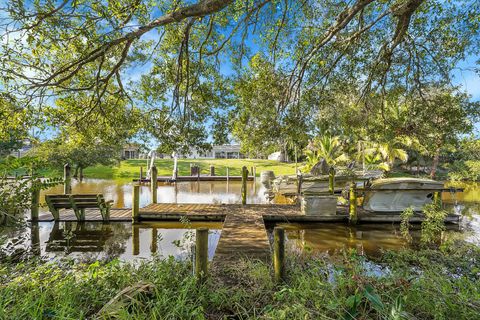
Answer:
349, 182, 357, 224
151, 165, 158, 204
132, 185, 140, 223
30, 178, 40, 221
195, 228, 209, 282
150, 228, 158, 254
64, 163, 72, 194
329, 167, 335, 195
132, 225, 140, 255
31, 222, 40, 256
241, 166, 248, 205
273, 227, 286, 283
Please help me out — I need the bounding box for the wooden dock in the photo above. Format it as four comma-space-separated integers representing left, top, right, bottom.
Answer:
133, 175, 254, 183
34, 202, 461, 281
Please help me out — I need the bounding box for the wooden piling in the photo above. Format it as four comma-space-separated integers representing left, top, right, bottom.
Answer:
210, 165, 215, 176
273, 227, 286, 283
253, 166, 257, 182
64, 163, 72, 194
140, 167, 143, 182
195, 228, 209, 282
241, 166, 248, 205
433, 191, 442, 207
132, 185, 140, 223
329, 167, 336, 195
297, 173, 303, 196
349, 182, 357, 224
151, 165, 158, 204
30, 178, 40, 221
226, 167, 229, 182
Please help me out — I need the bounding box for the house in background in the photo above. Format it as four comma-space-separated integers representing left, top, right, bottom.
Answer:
122, 144, 141, 159
177, 144, 248, 159
9, 139, 33, 158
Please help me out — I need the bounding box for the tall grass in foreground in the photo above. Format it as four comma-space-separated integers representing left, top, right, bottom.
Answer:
1, 242, 480, 319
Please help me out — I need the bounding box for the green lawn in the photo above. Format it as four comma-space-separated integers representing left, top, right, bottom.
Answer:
83, 159, 297, 179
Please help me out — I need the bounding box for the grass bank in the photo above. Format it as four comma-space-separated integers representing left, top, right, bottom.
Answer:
82, 159, 297, 180
1, 242, 479, 319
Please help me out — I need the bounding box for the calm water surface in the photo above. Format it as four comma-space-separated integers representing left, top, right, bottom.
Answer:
1, 179, 479, 262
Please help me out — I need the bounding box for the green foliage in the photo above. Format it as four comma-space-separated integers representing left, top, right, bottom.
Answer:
400, 206, 414, 243
420, 204, 448, 245
4, 244, 480, 319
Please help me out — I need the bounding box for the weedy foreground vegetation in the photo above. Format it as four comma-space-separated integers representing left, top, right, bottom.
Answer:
1, 241, 479, 320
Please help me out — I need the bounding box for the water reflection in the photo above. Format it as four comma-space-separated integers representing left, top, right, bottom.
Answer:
269, 223, 461, 257
17, 221, 222, 262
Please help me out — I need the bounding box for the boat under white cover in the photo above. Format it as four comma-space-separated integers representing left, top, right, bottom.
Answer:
362, 178, 444, 212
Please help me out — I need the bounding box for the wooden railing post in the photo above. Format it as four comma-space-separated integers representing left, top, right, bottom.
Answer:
195, 228, 209, 283
132, 185, 140, 223
151, 165, 158, 204
64, 163, 72, 194
241, 166, 248, 205
329, 167, 336, 195
349, 182, 357, 224
30, 178, 40, 221
274, 227, 286, 283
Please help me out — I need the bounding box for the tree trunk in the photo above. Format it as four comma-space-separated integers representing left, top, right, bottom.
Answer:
73, 165, 79, 178
430, 147, 440, 179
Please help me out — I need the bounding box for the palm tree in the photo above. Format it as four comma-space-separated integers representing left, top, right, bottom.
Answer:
312, 135, 349, 166
366, 140, 408, 172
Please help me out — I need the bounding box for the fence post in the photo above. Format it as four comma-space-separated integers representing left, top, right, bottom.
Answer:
195, 228, 209, 283
30, 178, 40, 221
329, 167, 336, 195
274, 227, 286, 283
349, 182, 357, 224
241, 166, 248, 205
151, 165, 158, 204
132, 185, 140, 223
64, 163, 72, 194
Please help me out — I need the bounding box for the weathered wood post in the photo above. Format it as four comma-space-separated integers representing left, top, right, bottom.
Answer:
226, 167, 229, 182
151, 165, 158, 204
328, 167, 336, 195
140, 167, 143, 183
195, 228, 209, 282
132, 225, 140, 255
210, 165, 215, 176
132, 184, 140, 223
297, 173, 303, 197
30, 178, 40, 221
349, 182, 358, 224
151, 228, 158, 254
197, 166, 201, 181
274, 227, 286, 283
253, 166, 257, 183
433, 191, 442, 207
241, 166, 248, 205
64, 163, 72, 194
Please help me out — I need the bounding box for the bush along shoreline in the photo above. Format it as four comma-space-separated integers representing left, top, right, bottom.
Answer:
1, 240, 479, 319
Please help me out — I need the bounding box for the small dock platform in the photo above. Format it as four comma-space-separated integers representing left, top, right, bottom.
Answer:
133, 175, 254, 183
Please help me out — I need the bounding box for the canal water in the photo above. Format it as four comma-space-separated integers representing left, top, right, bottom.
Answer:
1, 179, 479, 262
